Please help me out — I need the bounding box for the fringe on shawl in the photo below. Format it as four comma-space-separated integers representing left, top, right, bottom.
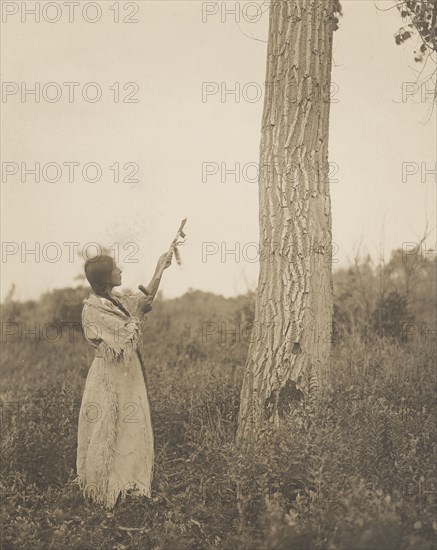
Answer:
97, 317, 141, 367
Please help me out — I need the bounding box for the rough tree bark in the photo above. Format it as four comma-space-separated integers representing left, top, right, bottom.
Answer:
237, 0, 335, 442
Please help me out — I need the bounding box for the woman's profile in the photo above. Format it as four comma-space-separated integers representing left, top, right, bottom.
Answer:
76, 250, 172, 508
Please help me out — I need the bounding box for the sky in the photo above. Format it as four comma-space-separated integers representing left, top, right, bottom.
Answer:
1, 0, 436, 301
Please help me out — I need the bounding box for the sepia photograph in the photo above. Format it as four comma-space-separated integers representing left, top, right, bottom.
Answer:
1, 1, 436, 548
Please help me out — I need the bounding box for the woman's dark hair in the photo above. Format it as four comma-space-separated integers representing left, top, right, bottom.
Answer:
84, 255, 115, 297
84, 255, 131, 317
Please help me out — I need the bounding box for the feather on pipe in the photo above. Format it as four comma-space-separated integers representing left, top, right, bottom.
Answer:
138, 218, 187, 296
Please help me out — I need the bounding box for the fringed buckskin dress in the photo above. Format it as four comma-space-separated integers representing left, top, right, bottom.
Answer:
76, 291, 154, 509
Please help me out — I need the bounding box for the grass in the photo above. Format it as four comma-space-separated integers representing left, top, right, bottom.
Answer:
1, 311, 436, 549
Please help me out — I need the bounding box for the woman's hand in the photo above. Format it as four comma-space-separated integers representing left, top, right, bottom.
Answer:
157, 250, 173, 271
144, 251, 174, 300
136, 295, 153, 319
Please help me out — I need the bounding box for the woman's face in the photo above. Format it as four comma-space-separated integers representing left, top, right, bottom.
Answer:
109, 263, 122, 287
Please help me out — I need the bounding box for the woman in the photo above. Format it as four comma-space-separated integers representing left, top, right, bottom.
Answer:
76, 251, 172, 508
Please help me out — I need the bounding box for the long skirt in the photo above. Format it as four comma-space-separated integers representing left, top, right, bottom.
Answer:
76, 351, 154, 508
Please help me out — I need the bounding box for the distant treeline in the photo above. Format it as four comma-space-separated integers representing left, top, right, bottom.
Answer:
2, 247, 436, 360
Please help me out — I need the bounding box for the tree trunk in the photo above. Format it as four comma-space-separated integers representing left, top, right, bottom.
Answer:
237, 0, 335, 442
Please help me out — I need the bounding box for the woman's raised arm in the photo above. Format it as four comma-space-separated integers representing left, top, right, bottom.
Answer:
144, 250, 173, 299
